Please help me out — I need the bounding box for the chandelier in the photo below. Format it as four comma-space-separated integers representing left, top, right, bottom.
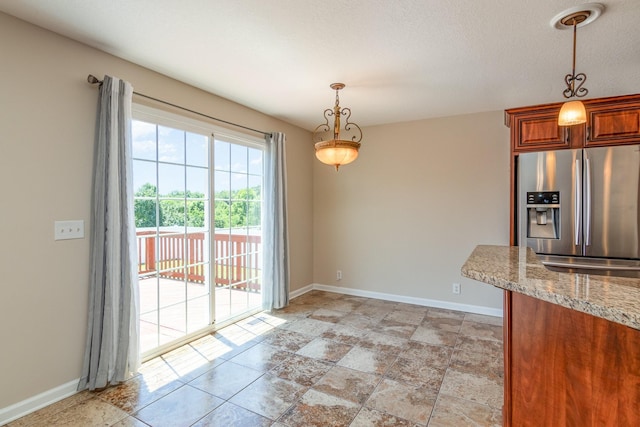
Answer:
313, 83, 362, 171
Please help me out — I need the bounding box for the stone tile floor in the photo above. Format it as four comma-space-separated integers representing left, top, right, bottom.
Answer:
9, 291, 504, 426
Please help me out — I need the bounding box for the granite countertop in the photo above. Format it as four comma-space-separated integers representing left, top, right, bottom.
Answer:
461, 245, 640, 330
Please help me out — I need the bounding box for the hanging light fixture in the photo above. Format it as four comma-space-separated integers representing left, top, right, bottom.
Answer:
551, 4, 604, 126
313, 83, 362, 171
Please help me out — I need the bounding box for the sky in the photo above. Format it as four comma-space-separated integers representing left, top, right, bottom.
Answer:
132, 120, 263, 198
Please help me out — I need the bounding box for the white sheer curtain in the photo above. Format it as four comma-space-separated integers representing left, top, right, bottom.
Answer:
263, 132, 290, 310
78, 75, 140, 391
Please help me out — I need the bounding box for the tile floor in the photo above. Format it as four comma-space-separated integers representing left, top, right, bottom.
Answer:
8, 291, 504, 426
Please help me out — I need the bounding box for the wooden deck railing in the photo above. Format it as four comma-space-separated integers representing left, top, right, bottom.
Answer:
136, 230, 261, 291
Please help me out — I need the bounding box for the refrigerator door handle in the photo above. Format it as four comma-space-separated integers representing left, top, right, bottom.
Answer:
585, 157, 592, 246
575, 158, 581, 246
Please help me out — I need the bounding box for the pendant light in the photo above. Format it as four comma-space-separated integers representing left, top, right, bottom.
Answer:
313, 83, 362, 171
551, 4, 604, 126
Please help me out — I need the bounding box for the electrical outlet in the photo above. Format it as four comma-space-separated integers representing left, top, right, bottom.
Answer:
55, 220, 85, 240
336, 270, 342, 281
452, 282, 461, 294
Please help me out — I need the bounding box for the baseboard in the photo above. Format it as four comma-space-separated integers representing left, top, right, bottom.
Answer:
0, 378, 79, 425
311, 283, 503, 317
289, 283, 314, 300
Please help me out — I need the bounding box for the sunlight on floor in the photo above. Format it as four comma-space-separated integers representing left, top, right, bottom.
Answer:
136, 312, 288, 393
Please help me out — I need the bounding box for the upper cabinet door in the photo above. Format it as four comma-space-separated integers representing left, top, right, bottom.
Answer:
506, 106, 573, 152
586, 98, 640, 147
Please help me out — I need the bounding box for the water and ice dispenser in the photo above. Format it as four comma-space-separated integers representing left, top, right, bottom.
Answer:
526, 191, 560, 239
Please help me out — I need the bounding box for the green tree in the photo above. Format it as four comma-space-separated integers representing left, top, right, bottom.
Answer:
230, 200, 246, 227
228, 187, 260, 228
134, 184, 207, 228
187, 200, 205, 227
159, 190, 206, 227
159, 199, 185, 227
134, 182, 262, 230
214, 200, 230, 228
134, 183, 158, 227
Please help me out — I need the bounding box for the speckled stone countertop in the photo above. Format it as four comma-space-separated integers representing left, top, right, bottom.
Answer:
461, 245, 640, 330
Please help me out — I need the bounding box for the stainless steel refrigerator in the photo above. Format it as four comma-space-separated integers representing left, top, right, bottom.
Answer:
518, 145, 640, 276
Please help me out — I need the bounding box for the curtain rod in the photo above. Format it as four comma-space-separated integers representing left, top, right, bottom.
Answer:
87, 74, 272, 137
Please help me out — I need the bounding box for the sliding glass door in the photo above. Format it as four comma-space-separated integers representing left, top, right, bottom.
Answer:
132, 108, 263, 357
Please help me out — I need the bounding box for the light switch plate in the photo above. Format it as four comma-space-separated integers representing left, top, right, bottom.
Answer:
55, 220, 85, 240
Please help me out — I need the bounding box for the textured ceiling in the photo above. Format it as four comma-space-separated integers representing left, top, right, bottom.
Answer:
1, 0, 639, 130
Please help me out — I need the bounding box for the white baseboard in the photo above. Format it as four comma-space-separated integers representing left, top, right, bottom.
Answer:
289, 283, 314, 300
310, 283, 503, 317
2, 282, 500, 424
0, 378, 79, 425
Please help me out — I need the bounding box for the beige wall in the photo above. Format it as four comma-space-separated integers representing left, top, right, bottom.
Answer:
313, 112, 510, 308
0, 13, 313, 409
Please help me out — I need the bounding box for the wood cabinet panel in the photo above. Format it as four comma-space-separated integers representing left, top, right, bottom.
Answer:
586, 103, 640, 146
506, 107, 572, 152
517, 115, 569, 150
506, 291, 640, 427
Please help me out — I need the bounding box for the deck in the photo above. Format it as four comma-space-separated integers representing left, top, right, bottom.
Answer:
136, 229, 263, 354
139, 277, 262, 353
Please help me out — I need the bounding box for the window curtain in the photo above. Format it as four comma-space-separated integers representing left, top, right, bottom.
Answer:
78, 75, 140, 391
263, 132, 290, 310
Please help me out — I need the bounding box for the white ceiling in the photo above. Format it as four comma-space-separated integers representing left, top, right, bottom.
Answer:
1, 0, 639, 130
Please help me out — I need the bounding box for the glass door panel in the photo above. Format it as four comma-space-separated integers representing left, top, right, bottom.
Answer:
133, 120, 211, 356
213, 139, 263, 322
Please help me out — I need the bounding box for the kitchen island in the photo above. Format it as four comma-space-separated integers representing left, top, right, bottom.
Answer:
462, 245, 640, 427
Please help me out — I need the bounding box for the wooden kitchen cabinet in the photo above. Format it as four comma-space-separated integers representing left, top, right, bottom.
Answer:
503, 291, 640, 426
505, 104, 574, 152
505, 93, 640, 153
585, 95, 640, 146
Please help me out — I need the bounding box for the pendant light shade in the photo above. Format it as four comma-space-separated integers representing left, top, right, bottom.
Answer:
313, 83, 362, 171
314, 140, 359, 167
552, 4, 604, 126
558, 100, 587, 126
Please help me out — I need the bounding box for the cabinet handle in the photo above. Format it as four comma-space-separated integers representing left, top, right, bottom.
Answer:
586, 126, 590, 141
